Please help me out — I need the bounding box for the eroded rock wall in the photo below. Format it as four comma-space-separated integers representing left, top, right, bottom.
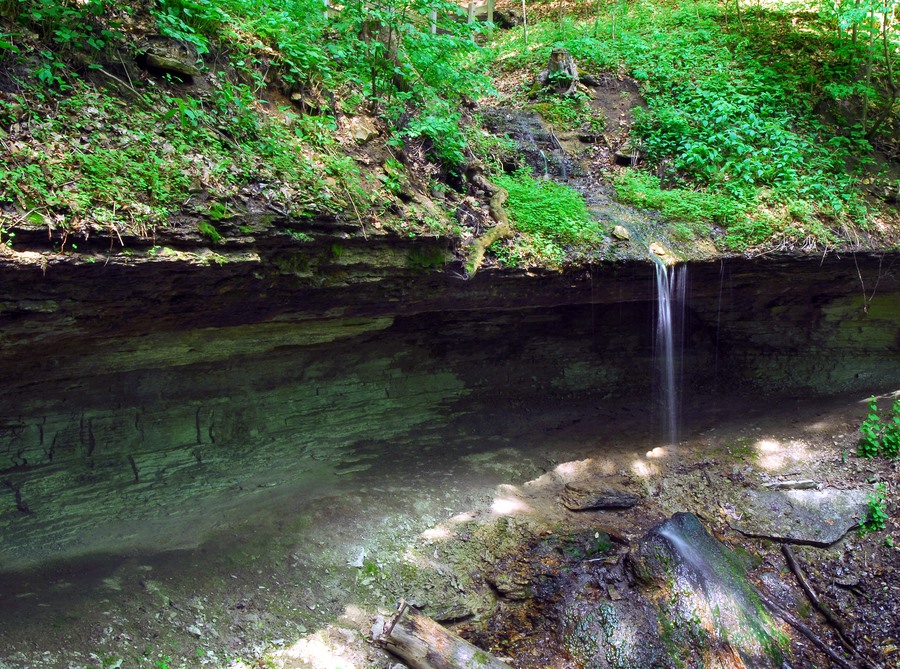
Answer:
0, 247, 897, 571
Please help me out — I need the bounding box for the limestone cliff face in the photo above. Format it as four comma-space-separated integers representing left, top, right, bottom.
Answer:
0, 227, 897, 571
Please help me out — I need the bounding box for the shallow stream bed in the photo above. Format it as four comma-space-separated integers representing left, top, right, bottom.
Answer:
1, 390, 897, 669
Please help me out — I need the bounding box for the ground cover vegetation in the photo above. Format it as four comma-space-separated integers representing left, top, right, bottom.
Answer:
490, 168, 601, 264
485, 0, 900, 252
0, 0, 488, 243
1, 0, 900, 258
855, 396, 895, 542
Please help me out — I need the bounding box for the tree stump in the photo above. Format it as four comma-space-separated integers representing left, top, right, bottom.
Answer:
539, 47, 579, 95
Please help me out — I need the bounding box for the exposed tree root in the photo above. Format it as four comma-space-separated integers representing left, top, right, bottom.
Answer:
781, 544, 881, 669
752, 584, 868, 669
464, 160, 513, 277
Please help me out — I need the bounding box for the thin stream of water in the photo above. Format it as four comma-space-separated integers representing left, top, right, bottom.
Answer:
653, 258, 687, 446
658, 524, 706, 575
714, 259, 725, 394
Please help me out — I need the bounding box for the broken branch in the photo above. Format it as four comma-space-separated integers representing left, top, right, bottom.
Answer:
373, 600, 511, 669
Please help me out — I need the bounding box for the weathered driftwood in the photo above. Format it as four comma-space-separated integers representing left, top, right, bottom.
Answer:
373, 601, 511, 669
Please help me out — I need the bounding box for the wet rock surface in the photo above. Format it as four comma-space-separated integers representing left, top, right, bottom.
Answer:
625, 513, 785, 668
0, 391, 898, 668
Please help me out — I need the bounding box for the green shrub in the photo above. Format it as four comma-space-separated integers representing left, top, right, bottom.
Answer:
856, 396, 900, 459
532, 91, 605, 133
153, 0, 231, 54
881, 399, 900, 458
402, 103, 468, 172
859, 396, 883, 458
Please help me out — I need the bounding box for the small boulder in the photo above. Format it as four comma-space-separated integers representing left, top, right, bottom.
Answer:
560, 480, 640, 511
138, 36, 201, 81
347, 116, 379, 144
729, 487, 870, 546
145, 52, 201, 79
563, 513, 786, 668
649, 242, 677, 265
614, 144, 641, 166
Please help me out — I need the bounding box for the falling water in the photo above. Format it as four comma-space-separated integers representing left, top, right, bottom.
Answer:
713, 259, 725, 395
652, 257, 687, 446
539, 149, 549, 178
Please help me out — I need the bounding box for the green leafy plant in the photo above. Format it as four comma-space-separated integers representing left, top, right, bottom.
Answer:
859, 483, 889, 535
493, 169, 596, 245
532, 91, 605, 133
152, 0, 230, 54
613, 171, 740, 228
856, 396, 900, 459
402, 103, 468, 172
0, 30, 21, 59
197, 221, 222, 243
378, 157, 408, 196
35, 49, 71, 91
489, 168, 599, 266
163, 96, 206, 130
858, 396, 883, 458
881, 399, 900, 458
17, 0, 116, 52
488, 0, 882, 249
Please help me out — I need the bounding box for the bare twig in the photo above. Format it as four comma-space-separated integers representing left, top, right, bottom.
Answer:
782, 546, 849, 640
853, 252, 882, 314
117, 49, 136, 91
97, 66, 140, 97
340, 181, 367, 240
752, 584, 860, 669
381, 599, 409, 640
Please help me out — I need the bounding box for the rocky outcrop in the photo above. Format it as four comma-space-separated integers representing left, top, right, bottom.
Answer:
618, 513, 786, 668
137, 36, 202, 81
0, 223, 898, 571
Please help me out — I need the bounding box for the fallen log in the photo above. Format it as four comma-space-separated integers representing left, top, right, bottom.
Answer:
373, 600, 511, 669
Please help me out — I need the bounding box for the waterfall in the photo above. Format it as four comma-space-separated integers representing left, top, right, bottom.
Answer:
657, 523, 707, 576
652, 258, 687, 446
